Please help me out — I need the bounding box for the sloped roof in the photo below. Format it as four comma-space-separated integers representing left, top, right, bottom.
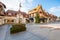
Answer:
28, 4, 57, 18
5, 10, 29, 18
17, 10, 29, 18
0, 2, 6, 8
6, 10, 17, 13
5, 10, 17, 17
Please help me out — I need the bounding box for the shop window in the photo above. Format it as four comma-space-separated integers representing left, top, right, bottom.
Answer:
12, 20, 14, 22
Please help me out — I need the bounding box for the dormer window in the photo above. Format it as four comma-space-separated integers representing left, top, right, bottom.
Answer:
40, 11, 42, 13
8, 13, 11, 15
0, 5, 2, 8
0, 5, 3, 11
34, 9, 36, 11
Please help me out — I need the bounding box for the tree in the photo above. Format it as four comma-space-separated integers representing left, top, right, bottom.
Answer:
35, 12, 40, 23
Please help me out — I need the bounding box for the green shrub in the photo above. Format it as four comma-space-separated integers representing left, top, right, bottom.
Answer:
10, 23, 26, 34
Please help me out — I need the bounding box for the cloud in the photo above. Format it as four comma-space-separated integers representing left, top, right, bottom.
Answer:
18, 0, 34, 13
27, 0, 34, 3
49, 6, 60, 12
0, 0, 35, 13
48, 6, 60, 17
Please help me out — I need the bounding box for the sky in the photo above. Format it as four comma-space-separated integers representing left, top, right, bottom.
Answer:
0, 0, 60, 17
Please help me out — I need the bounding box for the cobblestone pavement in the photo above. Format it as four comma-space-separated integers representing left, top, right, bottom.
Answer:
0, 25, 9, 40
0, 22, 60, 40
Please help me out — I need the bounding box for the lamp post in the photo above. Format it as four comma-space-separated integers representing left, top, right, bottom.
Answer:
19, 3, 22, 23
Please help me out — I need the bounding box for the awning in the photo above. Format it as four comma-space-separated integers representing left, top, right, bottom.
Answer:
29, 18, 34, 20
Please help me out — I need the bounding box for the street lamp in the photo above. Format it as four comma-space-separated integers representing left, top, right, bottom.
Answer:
19, 3, 22, 23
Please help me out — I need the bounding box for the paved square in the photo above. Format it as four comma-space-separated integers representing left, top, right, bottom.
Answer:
0, 22, 60, 40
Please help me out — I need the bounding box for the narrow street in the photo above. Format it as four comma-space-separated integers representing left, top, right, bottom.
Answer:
0, 25, 9, 40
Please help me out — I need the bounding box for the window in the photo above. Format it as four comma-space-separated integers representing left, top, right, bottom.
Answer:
0, 5, 2, 8
12, 20, 14, 22
8, 13, 11, 15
